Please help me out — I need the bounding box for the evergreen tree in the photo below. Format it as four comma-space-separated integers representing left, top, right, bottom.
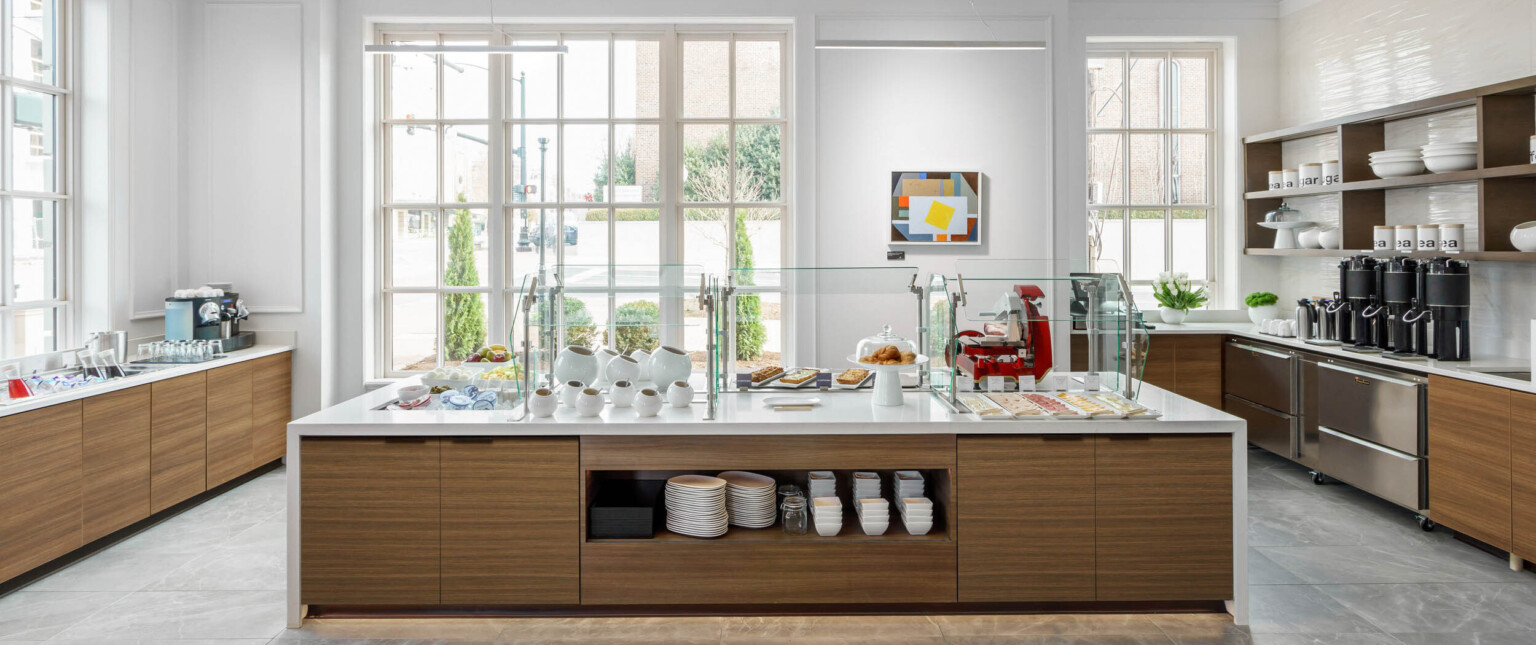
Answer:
614, 300, 661, 353
443, 198, 486, 361
734, 211, 765, 360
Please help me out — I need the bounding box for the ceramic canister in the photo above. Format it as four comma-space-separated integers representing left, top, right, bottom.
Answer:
1529, 135, 1535, 164
1282, 169, 1299, 189
1373, 226, 1394, 252
1322, 160, 1341, 186
1299, 163, 1323, 188
1416, 225, 1440, 252
1395, 225, 1416, 252
1268, 170, 1284, 191
1440, 223, 1464, 253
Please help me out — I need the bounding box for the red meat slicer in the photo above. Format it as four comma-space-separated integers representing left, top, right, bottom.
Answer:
953, 285, 1053, 388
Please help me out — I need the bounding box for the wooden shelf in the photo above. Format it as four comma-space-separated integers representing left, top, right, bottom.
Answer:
1244, 166, 1536, 199
1244, 75, 1536, 144
587, 521, 949, 544
1245, 248, 1536, 262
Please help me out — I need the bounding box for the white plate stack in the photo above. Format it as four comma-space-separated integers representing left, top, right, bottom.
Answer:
853, 471, 882, 500
898, 496, 934, 536
717, 470, 777, 529
808, 470, 836, 499
895, 470, 925, 499
856, 498, 889, 535
665, 474, 729, 538
811, 497, 843, 536
1420, 141, 1478, 173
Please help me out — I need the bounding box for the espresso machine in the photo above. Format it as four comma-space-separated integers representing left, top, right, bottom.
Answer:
1382, 257, 1427, 358
1423, 257, 1472, 361
165, 288, 254, 351
1341, 256, 1388, 352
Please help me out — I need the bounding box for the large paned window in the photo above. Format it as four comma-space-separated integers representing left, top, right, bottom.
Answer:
377, 27, 787, 376
0, 0, 63, 358
1087, 46, 1218, 305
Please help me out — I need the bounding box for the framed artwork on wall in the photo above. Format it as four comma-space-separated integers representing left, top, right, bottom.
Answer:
889, 171, 982, 245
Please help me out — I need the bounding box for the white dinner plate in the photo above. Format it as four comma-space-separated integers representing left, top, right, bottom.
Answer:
762, 395, 821, 408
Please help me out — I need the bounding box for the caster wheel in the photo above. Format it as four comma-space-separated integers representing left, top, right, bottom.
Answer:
1417, 515, 1436, 531
1311, 471, 1326, 485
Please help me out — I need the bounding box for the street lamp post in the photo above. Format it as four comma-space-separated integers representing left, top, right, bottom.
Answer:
513, 72, 533, 251
538, 136, 550, 269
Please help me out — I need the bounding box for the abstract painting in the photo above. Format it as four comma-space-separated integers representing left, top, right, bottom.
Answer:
890, 171, 981, 245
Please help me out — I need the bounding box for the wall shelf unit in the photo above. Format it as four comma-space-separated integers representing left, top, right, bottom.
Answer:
1243, 76, 1536, 259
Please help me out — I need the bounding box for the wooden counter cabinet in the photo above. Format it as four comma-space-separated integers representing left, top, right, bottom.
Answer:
1427, 375, 1513, 550
206, 363, 254, 488
1511, 390, 1536, 562
82, 386, 152, 542
0, 402, 84, 582
150, 372, 208, 512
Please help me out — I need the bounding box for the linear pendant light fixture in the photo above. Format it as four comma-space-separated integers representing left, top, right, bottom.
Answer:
364, 0, 567, 55
814, 40, 1044, 51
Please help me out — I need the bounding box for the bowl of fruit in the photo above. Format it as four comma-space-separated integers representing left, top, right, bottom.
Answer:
464, 344, 515, 365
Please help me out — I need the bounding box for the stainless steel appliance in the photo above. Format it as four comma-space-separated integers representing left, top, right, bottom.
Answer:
1424, 257, 1471, 361
1316, 360, 1429, 526
1342, 256, 1387, 353
1223, 340, 1299, 461
165, 291, 254, 351
1295, 299, 1318, 341
1382, 257, 1427, 359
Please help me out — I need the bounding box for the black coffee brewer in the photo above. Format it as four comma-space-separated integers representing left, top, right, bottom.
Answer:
1341, 256, 1388, 352
1382, 257, 1427, 358
1423, 257, 1472, 361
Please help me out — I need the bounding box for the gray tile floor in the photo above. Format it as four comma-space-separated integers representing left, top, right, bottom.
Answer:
2, 450, 1534, 644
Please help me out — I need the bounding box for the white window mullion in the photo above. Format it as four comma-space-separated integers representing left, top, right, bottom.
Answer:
486, 42, 507, 348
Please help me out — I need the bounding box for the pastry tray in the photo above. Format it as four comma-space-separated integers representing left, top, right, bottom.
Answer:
759, 368, 823, 389
831, 370, 875, 390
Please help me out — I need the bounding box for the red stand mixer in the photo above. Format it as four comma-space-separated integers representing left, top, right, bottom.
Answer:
952, 285, 1053, 387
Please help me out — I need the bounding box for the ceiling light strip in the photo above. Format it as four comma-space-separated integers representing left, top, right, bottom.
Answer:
814, 40, 1046, 51
364, 44, 569, 54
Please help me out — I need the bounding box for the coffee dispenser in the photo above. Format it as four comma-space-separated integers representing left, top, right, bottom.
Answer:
1424, 257, 1472, 361
1382, 257, 1425, 357
1341, 256, 1387, 352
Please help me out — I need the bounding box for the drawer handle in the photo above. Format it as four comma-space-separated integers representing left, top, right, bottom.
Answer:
1355, 376, 1371, 386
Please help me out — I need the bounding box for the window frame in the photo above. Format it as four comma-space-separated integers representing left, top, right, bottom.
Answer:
1086, 44, 1220, 305
374, 24, 790, 377
0, 0, 68, 358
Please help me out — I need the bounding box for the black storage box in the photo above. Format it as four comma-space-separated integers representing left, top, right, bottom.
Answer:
588, 479, 664, 539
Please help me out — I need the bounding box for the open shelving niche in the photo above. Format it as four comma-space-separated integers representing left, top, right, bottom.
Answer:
1242, 75, 1536, 261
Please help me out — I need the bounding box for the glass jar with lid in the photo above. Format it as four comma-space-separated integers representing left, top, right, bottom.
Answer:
855, 325, 919, 366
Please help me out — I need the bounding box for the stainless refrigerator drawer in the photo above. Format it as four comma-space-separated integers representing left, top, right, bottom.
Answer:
1317, 362, 1425, 455
1224, 341, 1295, 413
1224, 393, 1295, 459
1319, 427, 1425, 510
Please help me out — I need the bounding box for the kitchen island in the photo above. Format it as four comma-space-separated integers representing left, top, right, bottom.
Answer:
285, 378, 1247, 627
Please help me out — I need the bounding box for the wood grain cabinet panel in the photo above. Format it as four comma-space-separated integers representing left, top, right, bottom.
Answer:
205, 363, 253, 488
1174, 335, 1225, 409
1509, 390, 1536, 560
1095, 434, 1232, 601
0, 402, 83, 582
441, 437, 579, 605
957, 435, 1095, 602
82, 386, 152, 543
301, 438, 441, 605
251, 353, 291, 465
151, 372, 207, 513
1428, 375, 1512, 550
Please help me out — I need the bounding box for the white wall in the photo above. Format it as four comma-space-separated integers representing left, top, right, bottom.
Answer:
1268, 0, 1536, 360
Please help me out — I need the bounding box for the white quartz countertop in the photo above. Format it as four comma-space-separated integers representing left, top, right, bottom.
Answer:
0, 343, 294, 418
1139, 322, 1535, 394
288, 376, 1242, 437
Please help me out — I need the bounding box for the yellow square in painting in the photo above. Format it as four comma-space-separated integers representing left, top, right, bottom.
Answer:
924, 200, 957, 230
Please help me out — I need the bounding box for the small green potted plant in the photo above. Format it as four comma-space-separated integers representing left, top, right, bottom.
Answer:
1245, 291, 1281, 326
1152, 272, 1207, 325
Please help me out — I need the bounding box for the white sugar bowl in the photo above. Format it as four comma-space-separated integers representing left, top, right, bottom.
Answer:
609, 379, 637, 408
575, 387, 605, 418
667, 380, 695, 407
634, 388, 664, 417
527, 387, 558, 418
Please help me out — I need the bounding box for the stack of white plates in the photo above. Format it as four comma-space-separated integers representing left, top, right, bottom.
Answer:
1420, 141, 1478, 173
895, 470, 925, 499
856, 498, 889, 535
1369, 148, 1425, 178
808, 470, 836, 499
898, 496, 934, 536
811, 497, 843, 536
853, 471, 881, 500
665, 474, 728, 538
717, 470, 777, 529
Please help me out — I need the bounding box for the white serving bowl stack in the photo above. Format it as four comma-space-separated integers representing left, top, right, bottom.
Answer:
1369, 148, 1426, 178
895, 470, 925, 499
1419, 142, 1478, 173
808, 470, 836, 499
717, 470, 777, 529
898, 496, 933, 535
665, 474, 729, 538
856, 498, 889, 536
810, 497, 843, 537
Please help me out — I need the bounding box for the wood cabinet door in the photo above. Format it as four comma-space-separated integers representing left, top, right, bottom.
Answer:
1428, 375, 1512, 550
1095, 434, 1232, 601
251, 353, 292, 465
151, 372, 208, 513
1509, 390, 1535, 560
1174, 335, 1224, 408
1141, 337, 1177, 393
82, 386, 152, 543
0, 402, 83, 582
441, 437, 579, 605
958, 435, 1095, 602
205, 363, 253, 488
301, 438, 441, 605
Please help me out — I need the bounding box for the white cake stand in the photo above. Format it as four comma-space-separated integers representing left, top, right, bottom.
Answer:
846, 354, 929, 407
1257, 220, 1318, 249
